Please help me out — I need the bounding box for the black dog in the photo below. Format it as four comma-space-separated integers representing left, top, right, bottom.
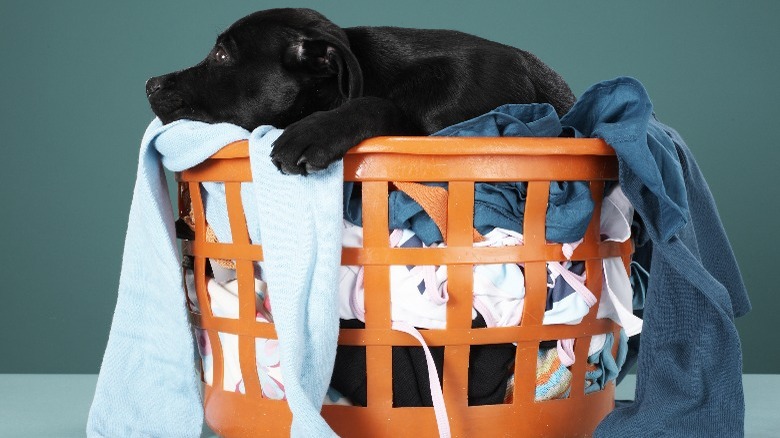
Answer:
147, 8, 575, 175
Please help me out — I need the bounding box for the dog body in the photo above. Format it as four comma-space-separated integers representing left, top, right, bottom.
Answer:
147, 8, 575, 174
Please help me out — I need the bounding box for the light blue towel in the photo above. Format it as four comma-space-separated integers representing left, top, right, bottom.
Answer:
249, 128, 343, 437
88, 118, 342, 437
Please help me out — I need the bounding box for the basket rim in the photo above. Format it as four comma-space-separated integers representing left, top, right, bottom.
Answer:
209, 137, 614, 160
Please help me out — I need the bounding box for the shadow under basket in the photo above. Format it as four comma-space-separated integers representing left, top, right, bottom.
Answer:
175, 136, 632, 438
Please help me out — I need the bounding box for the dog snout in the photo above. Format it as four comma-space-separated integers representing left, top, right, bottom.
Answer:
145, 76, 165, 97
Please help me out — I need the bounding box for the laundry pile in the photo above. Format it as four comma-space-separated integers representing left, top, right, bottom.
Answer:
91, 77, 749, 438
188, 101, 644, 408
194, 226, 636, 406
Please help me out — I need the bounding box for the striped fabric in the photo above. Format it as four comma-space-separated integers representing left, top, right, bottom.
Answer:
504, 348, 573, 403
535, 348, 573, 401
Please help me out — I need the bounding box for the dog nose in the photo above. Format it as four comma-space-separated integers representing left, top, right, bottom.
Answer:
145, 76, 164, 97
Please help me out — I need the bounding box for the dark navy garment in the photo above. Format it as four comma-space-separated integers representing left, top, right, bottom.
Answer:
560, 78, 750, 437
343, 104, 595, 244
331, 313, 514, 407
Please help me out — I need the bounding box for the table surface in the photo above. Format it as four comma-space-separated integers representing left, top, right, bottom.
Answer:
1, 374, 777, 437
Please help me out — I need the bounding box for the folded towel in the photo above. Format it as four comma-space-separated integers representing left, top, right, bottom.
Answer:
88, 118, 342, 437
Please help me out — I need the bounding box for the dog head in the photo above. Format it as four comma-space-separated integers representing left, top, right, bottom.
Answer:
146, 8, 363, 130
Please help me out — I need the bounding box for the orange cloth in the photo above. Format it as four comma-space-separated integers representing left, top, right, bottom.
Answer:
393, 181, 484, 242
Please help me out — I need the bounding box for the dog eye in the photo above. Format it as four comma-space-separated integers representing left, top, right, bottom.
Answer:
213, 47, 229, 64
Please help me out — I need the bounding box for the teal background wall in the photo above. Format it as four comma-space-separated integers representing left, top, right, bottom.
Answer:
1, 1, 778, 374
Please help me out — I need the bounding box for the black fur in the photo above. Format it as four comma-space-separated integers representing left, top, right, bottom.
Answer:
147, 8, 575, 175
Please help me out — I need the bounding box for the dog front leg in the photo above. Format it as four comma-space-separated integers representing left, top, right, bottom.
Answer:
270, 97, 420, 175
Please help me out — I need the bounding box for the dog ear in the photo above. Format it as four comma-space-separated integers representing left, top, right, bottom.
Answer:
288, 34, 363, 100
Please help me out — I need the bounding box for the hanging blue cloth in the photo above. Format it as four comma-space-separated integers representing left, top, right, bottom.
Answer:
562, 77, 750, 437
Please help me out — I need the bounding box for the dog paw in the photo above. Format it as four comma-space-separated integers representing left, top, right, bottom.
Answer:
271, 111, 355, 175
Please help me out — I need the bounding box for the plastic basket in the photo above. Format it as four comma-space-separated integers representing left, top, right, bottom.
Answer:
176, 136, 632, 437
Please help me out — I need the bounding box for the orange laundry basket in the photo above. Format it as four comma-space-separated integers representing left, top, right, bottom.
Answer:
175, 137, 632, 438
